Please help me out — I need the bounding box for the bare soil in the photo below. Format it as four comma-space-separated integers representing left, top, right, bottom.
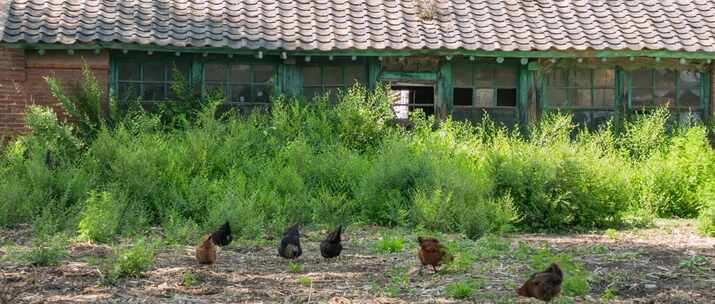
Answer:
1, 219, 714, 304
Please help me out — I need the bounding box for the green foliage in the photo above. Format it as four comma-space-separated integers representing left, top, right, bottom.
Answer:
445, 279, 477, 299
103, 239, 156, 284
374, 236, 405, 254
529, 247, 590, 297
604, 229, 618, 240
296, 276, 312, 287
181, 271, 199, 287
288, 261, 303, 274
678, 255, 709, 273
21, 237, 67, 267
383, 266, 410, 297
1, 73, 714, 240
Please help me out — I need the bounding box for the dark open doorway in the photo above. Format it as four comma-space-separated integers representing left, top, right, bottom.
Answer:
389, 85, 435, 119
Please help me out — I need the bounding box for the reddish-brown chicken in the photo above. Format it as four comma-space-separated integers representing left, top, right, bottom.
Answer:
417, 237, 453, 272
195, 234, 217, 265
517, 263, 563, 302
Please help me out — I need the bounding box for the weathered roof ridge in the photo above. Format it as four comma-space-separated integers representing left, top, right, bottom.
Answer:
2, 0, 715, 53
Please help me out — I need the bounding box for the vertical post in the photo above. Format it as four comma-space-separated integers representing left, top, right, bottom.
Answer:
708, 63, 714, 124
616, 68, 628, 130
108, 51, 117, 99
518, 64, 530, 127
368, 58, 381, 90
279, 60, 302, 96
437, 60, 453, 119
191, 54, 203, 95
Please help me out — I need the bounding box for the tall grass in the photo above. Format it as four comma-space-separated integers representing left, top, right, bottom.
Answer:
0, 67, 713, 240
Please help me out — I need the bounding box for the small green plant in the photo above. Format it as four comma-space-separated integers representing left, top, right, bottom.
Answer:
383, 266, 409, 297
473, 235, 510, 259
529, 247, 590, 296
445, 279, 476, 299
374, 237, 405, 254
181, 271, 199, 288
604, 228, 618, 240
444, 241, 476, 273
288, 261, 303, 273
678, 255, 709, 272
602, 286, 618, 301
297, 275, 312, 287
77, 190, 125, 243
103, 239, 156, 284
22, 242, 67, 267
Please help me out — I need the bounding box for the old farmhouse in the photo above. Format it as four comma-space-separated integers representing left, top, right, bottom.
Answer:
0, 0, 714, 134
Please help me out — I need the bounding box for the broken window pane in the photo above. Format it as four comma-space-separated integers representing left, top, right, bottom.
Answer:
453, 88, 473, 106
230, 85, 251, 103
496, 88, 517, 107
143, 83, 165, 100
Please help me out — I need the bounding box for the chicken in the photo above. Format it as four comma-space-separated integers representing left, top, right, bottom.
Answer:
195, 234, 217, 265
516, 263, 563, 302
417, 237, 453, 272
320, 225, 343, 259
278, 224, 302, 260
211, 221, 233, 247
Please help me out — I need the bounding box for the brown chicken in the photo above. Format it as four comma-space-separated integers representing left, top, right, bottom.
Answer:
417, 237, 453, 272
195, 234, 217, 265
517, 263, 563, 302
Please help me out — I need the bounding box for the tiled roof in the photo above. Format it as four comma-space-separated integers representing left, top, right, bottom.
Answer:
2, 0, 715, 53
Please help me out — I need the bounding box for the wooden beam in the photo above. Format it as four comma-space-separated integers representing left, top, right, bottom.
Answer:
380, 71, 437, 81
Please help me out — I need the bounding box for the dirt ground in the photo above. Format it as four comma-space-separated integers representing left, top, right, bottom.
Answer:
1, 219, 714, 304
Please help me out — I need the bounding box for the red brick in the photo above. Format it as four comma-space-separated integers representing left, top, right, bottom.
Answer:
0, 48, 109, 137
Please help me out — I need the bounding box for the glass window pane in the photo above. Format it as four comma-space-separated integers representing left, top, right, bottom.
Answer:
230, 64, 251, 83
143, 84, 165, 100
345, 65, 366, 86
631, 88, 653, 107
572, 70, 591, 88
474, 89, 493, 107
118, 82, 140, 101
453, 64, 472, 87
453, 88, 473, 106
496, 88, 517, 107
303, 87, 322, 100
302, 67, 322, 86
204, 64, 227, 83
631, 70, 652, 88
118, 62, 140, 81
654, 69, 676, 89
547, 70, 568, 87
143, 63, 166, 82
324, 66, 343, 86
494, 67, 517, 87
171, 61, 190, 80
254, 65, 274, 83
594, 69, 615, 88
546, 88, 568, 107
574, 89, 592, 107
474, 67, 493, 87
678, 71, 701, 108
230, 85, 251, 103
593, 89, 615, 107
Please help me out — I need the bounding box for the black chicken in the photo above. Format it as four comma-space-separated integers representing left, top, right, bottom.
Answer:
320, 225, 343, 259
278, 224, 302, 260
211, 221, 233, 247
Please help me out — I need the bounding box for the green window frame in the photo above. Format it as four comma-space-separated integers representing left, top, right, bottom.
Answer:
451, 61, 520, 127
627, 69, 707, 122
203, 62, 277, 105
301, 62, 368, 102
542, 68, 617, 129
115, 58, 191, 102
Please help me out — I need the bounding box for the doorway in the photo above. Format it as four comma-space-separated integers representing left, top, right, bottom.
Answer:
389, 85, 435, 119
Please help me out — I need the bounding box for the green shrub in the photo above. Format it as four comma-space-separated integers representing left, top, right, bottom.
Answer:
374, 236, 405, 254
106, 239, 156, 282
445, 279, 477, 299
78, 190, 126, 243
288, 262, 303, 273
22, 237, 68, 267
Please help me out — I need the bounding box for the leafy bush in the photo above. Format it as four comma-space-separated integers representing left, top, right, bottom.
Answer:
103, 239, 156, 284
22, 237, 68, 267
374, 236, 405, 254
78, 190, 126, 242
445, 279, 477, 299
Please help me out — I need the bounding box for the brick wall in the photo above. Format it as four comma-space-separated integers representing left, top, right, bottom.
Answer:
0, 48, 109, 136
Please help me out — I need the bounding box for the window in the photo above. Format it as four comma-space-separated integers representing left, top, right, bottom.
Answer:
452, 63, 519, 126
629, 69, 705, 122
301, 64, 367, 102
543, 69, 616, 129
116, 60, 190, 102
203, 63, 275, 104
